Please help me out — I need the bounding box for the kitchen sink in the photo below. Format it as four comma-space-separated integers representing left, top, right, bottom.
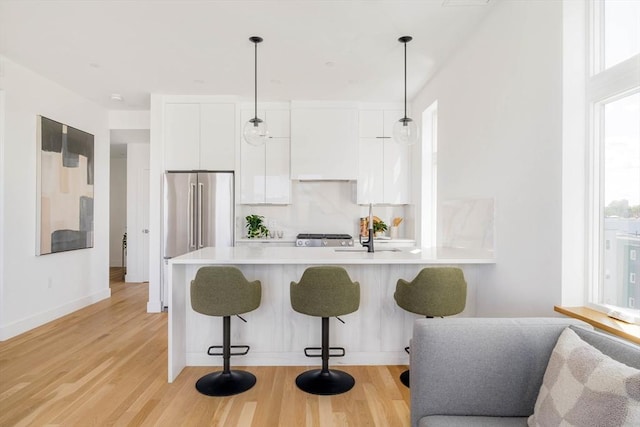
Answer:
334, 247, 402, 252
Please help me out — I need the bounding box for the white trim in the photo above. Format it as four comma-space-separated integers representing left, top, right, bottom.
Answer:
421, 101, 438, 248
0, 90, 4, 321
561, 0, 588, 306
0, 289, 111, 341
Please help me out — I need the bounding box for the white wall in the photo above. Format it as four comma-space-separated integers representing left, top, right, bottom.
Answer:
0, 56, 110, 340
109, 155, 127, 267
411, 0, 563, 316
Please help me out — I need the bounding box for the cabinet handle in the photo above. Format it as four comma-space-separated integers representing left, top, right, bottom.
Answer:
376, 136, 392, 139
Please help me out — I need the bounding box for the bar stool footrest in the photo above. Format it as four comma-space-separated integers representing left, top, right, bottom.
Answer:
207, 345, 250, 356
303, 346, 346, 358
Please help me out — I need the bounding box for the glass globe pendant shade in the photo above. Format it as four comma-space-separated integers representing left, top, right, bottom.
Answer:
393, 117, 418, 145
243, 117, 268, 146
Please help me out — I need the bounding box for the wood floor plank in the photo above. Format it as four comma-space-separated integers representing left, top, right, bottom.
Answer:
0, 271, 411, 426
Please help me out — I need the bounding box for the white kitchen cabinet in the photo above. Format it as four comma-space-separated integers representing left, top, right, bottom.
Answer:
240, 108, 291, 204
164, 102, 235, 171
290, 103, 358, 180
200, 103, 236, 170
357, 109, 411, 204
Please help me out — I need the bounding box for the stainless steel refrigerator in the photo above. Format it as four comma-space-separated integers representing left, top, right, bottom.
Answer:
162, 171, 234, 306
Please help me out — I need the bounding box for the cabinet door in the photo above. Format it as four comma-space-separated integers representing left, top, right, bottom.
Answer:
291, 107, 358, 180
200, 103, 235, 170
265, 138, 291, 204
357, 138, 384, 204
383, 110, 404, 140
164, 103, 199, 170
359, 110, 384, 138
240, 140, 266, 204
265, 109, 290, 138
383, 138, 411, 204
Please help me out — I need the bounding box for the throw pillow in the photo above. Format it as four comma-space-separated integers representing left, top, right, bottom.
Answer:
528, 327, 640, 427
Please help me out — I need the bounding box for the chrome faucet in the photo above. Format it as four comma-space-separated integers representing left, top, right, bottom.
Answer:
359, 203, 375, 253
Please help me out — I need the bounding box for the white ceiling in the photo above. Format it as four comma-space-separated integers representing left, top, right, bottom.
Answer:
0, 0, 496, 110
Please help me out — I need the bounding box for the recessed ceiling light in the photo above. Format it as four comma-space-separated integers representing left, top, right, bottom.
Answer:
110, 93, 123, 102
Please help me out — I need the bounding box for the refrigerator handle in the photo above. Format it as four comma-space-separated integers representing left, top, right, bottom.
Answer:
188, 183, 196, 249
198, 182, 204, 248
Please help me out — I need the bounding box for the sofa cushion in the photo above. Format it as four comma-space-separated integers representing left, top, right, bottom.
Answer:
528, 327, 640, 427
419, 415, 528, 427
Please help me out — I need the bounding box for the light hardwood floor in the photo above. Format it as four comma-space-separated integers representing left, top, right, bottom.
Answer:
0, 269, 411, 426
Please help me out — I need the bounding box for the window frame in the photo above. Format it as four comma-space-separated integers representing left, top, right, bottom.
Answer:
586, 0, 640, 316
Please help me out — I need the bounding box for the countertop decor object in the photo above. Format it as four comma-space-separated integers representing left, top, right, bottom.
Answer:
243, 36, 268, 146
245, 214, 269, 238
393, 36, 418, 145
373, 217, 387, 236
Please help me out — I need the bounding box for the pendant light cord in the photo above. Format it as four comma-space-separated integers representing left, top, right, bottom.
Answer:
254, 40, 258, 121
404, 40, 407, 120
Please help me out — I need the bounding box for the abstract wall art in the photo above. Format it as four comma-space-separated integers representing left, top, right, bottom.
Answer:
36, 116, 94, 255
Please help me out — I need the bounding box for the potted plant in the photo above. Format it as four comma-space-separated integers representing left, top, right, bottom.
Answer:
245, 214, 269, 238
373, 217, 388, 237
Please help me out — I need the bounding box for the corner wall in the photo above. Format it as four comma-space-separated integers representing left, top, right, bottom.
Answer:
411, 0, 564, 316
0, 56, 110, 340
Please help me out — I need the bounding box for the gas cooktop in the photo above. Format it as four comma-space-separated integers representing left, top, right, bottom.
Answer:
295, 233, 354, 247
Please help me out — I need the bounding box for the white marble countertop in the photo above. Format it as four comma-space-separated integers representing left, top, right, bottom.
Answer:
169, 246, 495, 265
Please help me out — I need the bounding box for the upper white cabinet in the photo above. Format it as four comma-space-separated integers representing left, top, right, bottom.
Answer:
357, 109, 411, 204
290, 102, 358, 180
239, 107, 291, 204
164, 102, 235, 171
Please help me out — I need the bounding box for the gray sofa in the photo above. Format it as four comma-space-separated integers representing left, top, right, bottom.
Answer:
410, 317, 640, 427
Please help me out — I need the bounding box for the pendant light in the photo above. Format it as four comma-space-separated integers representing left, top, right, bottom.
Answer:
243, 36, 268, 146
393, 36, 418, 145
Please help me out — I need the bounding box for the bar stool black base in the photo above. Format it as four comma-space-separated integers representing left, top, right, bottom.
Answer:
295, 369, 355, 395
400, 369, 410, 388
195, 370, 256, 396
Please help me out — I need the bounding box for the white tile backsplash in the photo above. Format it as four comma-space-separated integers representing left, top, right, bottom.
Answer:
439, 198, 495, 250
236, 181, 411, 240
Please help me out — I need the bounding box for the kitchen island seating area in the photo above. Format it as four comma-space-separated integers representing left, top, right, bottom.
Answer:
167, 246, 495, 382
190, 266, 262, 396
394, 267, 467, 387
290, 266, 361, 395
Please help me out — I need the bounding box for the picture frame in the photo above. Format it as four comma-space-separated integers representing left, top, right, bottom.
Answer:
36, 115, 94, 255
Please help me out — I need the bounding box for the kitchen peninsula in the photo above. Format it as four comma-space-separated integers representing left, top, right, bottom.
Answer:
167, 246, 494, 382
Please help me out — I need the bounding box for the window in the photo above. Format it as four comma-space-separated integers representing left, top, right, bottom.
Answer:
588, 0, 640, 319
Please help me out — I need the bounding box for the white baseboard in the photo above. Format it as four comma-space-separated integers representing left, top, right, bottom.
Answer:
0, 288, 111, 341
147, 300, 163, 313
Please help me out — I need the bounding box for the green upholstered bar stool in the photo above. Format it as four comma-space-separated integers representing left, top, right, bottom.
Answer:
190, 266, 261, 396
394, 267, 467, 388
290, 266, 360, 395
